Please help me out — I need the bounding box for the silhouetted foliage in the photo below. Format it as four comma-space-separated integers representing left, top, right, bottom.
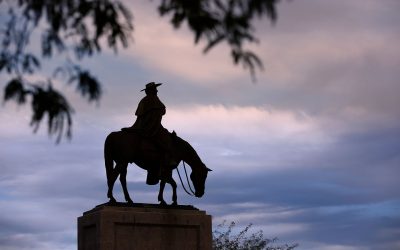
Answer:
30, 83, 74, 143
213, 221, 298, 250
3, 77, 74, 143
62, 63, 102, 102
159, 0, 278, 77
4, 78, 27, 104
1, 0, 132, 142
1, 0, 278, 142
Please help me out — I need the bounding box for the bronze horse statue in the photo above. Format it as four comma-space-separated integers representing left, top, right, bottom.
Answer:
104, 130, 211, 205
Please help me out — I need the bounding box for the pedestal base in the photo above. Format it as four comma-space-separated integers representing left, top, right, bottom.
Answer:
78, 203, 212, 250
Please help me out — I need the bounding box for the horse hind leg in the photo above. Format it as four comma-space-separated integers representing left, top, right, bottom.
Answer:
119, 163, 133, 204
107, 170, 118, 203
107, 162, 124, 203
106, 167, 117, 203
105, 142, 117, 203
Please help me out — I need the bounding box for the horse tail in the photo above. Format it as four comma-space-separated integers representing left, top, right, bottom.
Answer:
104, 132, 115, 185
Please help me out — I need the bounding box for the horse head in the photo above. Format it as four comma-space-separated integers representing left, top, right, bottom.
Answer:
190, 163, 212, 197
172, 131, 212, 198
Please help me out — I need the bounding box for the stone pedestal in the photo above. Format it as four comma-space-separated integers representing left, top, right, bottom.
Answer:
78, 203, 212, 250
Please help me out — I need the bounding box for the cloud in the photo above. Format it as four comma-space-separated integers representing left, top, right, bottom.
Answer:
164, 105, 325, 141
107, 104, 334, 175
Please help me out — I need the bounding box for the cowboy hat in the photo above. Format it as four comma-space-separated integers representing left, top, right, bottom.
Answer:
141, 82, 162, 91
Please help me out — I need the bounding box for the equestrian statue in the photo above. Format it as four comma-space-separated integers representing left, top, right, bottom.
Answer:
104, 82, 211, 205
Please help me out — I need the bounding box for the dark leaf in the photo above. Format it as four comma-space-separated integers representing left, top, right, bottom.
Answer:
0, 53, 8, 72
22, 53, 41, 73
67, 65, 102, 102
3, 78, 27, 104
41, 29, 65, 57
117, 2, 134, 29
30, 84, 74, 143
0, 52, 14, 73
77, 71, 102, 102
203, 34, 225, 53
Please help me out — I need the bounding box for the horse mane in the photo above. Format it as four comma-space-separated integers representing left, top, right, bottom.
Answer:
174, 134, 203, 164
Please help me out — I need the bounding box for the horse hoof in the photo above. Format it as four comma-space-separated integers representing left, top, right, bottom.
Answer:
127, 199, 134, 205
171, 201, 178, 206
159, 201, 167, 206
109, 198, 116, 204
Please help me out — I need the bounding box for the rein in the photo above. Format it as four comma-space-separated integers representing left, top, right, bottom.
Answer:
176, 161, 196, 196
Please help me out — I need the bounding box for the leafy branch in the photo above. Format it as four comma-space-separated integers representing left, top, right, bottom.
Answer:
4, 78, 74, 143
158, 0, 279, 79
213, 221, 298, 250
1, 0, 133, 143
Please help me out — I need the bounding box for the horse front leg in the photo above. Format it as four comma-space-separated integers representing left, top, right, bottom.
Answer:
107, 182, 116, 203
119, 163, 133, 204
158, 180, 167, 205
168, 176, 178, 206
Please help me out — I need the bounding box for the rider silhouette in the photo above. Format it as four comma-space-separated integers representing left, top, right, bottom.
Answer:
132, 82, 165, 136
130, 82, 176, 183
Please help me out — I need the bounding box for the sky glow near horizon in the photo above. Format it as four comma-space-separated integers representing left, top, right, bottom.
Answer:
1, 0, 400, 249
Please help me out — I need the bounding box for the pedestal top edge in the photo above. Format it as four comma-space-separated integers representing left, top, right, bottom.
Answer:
82, 202, 208, 215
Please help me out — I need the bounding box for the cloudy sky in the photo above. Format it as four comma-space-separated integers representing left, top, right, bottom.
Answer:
1, 0, 400, 249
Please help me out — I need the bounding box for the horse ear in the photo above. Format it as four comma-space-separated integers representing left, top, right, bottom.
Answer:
172, 130, 177, 137
206, 167, 212, 172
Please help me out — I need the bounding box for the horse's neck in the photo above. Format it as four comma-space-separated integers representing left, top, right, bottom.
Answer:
177, 137, 202, 170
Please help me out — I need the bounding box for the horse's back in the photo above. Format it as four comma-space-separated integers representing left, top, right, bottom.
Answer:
106, 129, 141, 144
105, 130, 141, 162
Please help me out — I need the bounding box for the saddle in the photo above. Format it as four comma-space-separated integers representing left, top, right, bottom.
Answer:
121, 127, 176, 185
